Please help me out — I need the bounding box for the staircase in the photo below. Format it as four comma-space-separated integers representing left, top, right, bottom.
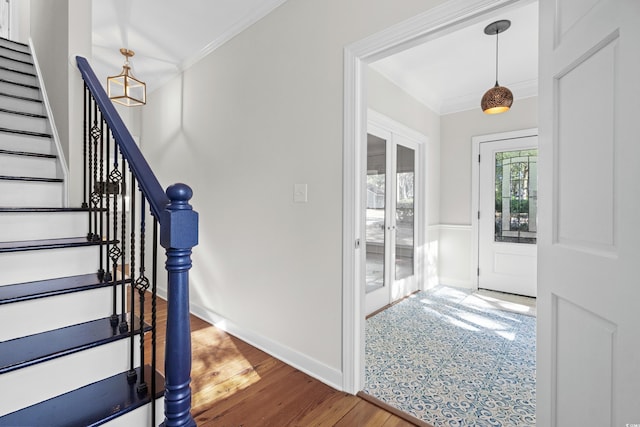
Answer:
0, 38, 166, 426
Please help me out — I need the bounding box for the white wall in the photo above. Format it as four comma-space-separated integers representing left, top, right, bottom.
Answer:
11, 1, 30, 43
140, 0, 448, 388
29, 0, 91, 206
439, 96, 538, 287
30, 0, 69, 158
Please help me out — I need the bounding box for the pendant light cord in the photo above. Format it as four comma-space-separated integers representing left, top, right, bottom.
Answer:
495, 28, 499, 86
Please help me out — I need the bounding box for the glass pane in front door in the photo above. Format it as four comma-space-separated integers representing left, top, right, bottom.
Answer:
495, 149, 538, 244
366, 134, 386, 293
395, 145, 415, 280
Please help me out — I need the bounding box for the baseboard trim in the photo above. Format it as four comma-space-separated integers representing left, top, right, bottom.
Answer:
157, 287, 344, 392
439, 277, 474, 289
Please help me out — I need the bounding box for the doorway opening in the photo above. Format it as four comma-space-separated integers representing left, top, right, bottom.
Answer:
341, 0, 539, 421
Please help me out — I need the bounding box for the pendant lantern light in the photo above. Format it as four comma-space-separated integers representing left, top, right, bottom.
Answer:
107, 48, 146, 107
481, 20, 513, 114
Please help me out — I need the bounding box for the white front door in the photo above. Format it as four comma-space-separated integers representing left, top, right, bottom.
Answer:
365, 124, 419, 315
478, 135, 537, 297
538, 0, 640, 425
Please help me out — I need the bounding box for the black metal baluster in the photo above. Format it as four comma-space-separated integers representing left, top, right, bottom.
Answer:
96, 117, 106, 280
119, 157, 128, 334
109, 144, 122, 327
82, 85, 88, 210
104, 128, 113, 283
136, 197, 150, 395
88, 102, 101, 243
86, 100, 95, 240
127, 176, 137, 384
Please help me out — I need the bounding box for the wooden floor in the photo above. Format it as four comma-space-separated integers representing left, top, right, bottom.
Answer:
145, 295, 419, 426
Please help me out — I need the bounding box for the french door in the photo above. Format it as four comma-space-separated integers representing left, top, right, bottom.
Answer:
365, 124, 418, 315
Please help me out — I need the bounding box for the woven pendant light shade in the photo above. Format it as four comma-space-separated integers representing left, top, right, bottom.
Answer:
481, 83, 513, 114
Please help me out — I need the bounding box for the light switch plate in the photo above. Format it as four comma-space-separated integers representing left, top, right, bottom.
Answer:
294, 184, 308, 203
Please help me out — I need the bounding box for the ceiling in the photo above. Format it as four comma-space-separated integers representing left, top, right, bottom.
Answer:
91, 1, 537, 115
91, 0, 287, 93
371, 1, 539, 115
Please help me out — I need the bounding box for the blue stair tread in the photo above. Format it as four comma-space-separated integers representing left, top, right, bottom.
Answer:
0, 237, 116, 253
0, 64, 36, 77
0, 107, 47, 119
0, 273, 131, 305
0, 54, 33, 66
0, 314, 149, 374
0, 39, 31, 56
0, 78, 38, 90
0, 93, 43, 104
0, 127, 50, 139
0, 175, 63, 183
0, 149, 56, 159
0, 365, 164, 427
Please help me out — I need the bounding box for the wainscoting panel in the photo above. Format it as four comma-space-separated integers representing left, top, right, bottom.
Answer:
437, 224, 473, 288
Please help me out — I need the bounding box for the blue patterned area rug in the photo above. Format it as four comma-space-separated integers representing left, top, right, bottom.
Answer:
364, 286, 536, 426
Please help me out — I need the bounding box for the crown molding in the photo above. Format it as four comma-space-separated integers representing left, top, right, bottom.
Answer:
181, 0, 289, 71
441, 78, 538, 114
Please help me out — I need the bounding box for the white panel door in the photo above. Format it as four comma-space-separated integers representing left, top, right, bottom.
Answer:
479, 136, 537, 297
538, 0, 640, 426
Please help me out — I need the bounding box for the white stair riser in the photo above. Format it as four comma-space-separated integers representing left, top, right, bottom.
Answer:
0, 211, 88, 241
0, 154, 58, 180
0, 41, 29, 55
0, 81, 40, 99
0, 112, 48, 134
0, 180, 63, 208
0, 246, 99, 286
0, 286, 123, 341
0, 95, 45, 116
0, 132, 52, 154
0, 337, 141, 416
0, 69, 37, 86
0, 49, 32, 64
103, 397, 165, 427
0, 58, 34, 75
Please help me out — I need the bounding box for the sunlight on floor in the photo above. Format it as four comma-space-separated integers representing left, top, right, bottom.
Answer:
469, 289, 537, 317
418, 286, 536, 330
190, 327, 261, 411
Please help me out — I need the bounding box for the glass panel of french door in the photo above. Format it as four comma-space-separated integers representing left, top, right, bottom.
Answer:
366, 133, 387, 293
395, 145, 414, 280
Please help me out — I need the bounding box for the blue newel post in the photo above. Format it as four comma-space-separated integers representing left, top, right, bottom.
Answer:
160, 183, 198, 427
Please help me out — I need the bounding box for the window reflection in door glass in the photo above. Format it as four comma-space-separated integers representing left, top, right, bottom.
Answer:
366, 134, 386, 293
395, 145, 414, 279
